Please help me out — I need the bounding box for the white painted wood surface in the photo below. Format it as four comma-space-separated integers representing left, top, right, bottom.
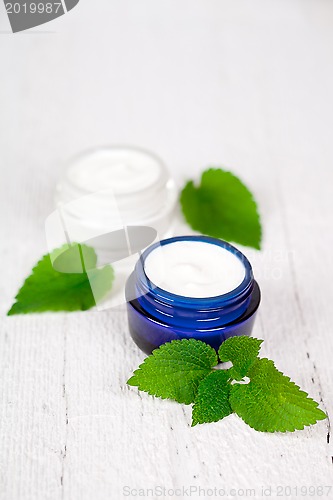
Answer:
1, 1, 333, 498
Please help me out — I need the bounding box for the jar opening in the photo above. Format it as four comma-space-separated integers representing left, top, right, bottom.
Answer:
143, 238, 247, 299
132, 236, 254, 329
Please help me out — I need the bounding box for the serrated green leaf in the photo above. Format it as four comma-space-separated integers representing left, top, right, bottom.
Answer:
127, 339, 218, 404
180, 168, 262, 249
51, 243, 97, 273
192, 369, 233, 426
7, 243, 114, 315
230, 358, 327, 432
218, 335, 263, 380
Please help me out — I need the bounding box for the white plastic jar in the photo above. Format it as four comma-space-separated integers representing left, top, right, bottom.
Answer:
50, 146, 178, 308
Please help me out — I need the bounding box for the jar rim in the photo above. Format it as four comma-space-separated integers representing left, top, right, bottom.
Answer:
136, 235, 254, 305
127, 276, 261, 334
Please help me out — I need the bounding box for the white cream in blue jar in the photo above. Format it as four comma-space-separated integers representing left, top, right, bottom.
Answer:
126, 235, 261, 354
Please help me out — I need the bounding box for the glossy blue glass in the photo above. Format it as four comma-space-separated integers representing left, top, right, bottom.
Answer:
125, 236, 261, 354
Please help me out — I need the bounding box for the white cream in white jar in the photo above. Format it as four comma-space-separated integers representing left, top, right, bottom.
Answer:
47, 146, 177, 309
55, 146, 177, 234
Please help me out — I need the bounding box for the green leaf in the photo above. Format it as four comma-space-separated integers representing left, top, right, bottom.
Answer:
128, 337, 325, 433
229, 358, 327, 432
7, 243, 114, 315
180, 168, 262, 249
218, 335, 263, 380
51, 242, 97, 273
192, 369, 233, 426
127, 339, 218, 404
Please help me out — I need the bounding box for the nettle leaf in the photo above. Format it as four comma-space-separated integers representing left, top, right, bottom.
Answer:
180, 168, 262, 249
192, 369, 232, 426
7, 243, 114, 315
218, 335, 263, 380
127, 339, 217, 404
230, 358, 327, 433
128, 336, 326, 433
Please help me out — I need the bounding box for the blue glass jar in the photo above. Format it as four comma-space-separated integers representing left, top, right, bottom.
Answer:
125, 236, 261, 354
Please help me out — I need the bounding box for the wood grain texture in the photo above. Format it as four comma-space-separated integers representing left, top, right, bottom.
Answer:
1, 1, 333, 499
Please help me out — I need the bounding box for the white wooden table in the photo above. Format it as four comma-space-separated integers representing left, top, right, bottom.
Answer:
1, 1, 333, 498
